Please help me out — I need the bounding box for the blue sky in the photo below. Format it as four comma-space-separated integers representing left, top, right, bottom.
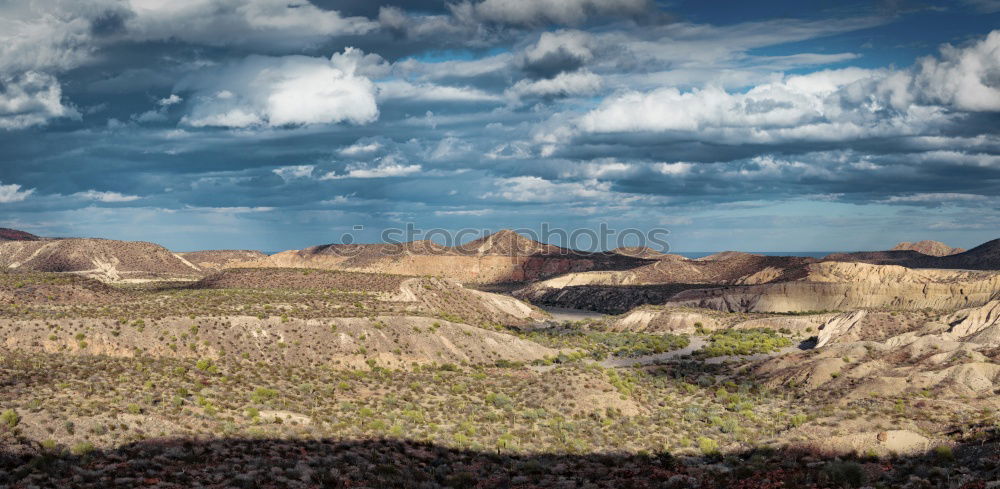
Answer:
0, 0, 998, 252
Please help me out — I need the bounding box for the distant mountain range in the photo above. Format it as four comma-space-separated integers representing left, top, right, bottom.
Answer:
1, 227, 997, 284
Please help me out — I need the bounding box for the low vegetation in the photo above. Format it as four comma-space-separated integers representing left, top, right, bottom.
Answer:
697, 328, 793, 358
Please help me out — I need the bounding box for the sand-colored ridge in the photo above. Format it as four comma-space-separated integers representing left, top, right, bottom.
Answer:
891, 240, 965, 256
0, 314, 557, 369
0, 238, 206, 282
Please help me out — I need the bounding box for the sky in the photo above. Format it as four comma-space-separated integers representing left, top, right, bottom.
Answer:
0, 0, 998, 252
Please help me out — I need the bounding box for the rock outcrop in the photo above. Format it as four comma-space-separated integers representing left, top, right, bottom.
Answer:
891, 240, 965, 256
757, 302, 1000, 402
610, 306, 725, 334
815, 310, 868, 347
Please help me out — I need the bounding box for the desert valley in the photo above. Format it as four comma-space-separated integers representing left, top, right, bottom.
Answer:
3, 1, 999, 487
1, 228, 999, 488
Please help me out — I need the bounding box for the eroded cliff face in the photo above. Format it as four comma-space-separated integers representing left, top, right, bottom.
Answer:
667, 262, 1000, 313
513, 283, 707, 314
515, 261, 1000, 314
756, 301, 1000, 403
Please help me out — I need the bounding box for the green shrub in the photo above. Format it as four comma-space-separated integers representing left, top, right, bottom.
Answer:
71, 442, 95, 456
698, 436, 719, 456
789, 413, 808, 427
0, 409, 19, 428
485, 392, 513, 409
934, 445, 954, 463
195, 359, 217, 372
697, 328, 792, 358
250, 387, 279, 404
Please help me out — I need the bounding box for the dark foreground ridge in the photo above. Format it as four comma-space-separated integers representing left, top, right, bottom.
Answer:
1, 435, 998, 489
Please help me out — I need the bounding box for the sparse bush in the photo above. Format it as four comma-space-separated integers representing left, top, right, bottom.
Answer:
789, 413, 808, 427
822, 460, 865, 488
485, 392, 513, 409
934, 444, 954, 463
698, 436, 719, 456
250, 387, 279, 404
70, 441, 95, 456
1, 409, 20, 428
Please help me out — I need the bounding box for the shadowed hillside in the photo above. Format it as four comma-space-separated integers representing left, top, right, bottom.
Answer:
0, 228, 39, 241
2, 435, 997, 488
827, 239, 1000, 270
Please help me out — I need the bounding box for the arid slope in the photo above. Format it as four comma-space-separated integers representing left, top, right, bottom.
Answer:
176, 249, 267, 271
0, 238, 204, 282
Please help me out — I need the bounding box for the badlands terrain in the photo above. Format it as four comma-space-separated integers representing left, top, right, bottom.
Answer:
1, 228, 1000, 488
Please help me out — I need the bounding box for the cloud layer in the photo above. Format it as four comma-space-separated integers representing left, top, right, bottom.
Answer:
0, 0, 997, 251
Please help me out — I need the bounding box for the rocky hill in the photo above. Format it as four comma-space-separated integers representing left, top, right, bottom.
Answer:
0, 238, 204, 282
928, 238, 1000, 269
0, 270, 125, 306
891, 240, 965, 256
757, 300, 1000, 401
512, 252, 814, 311
0, 228, 40, 241
827, 238, 999, 270
456, 229, 568, 256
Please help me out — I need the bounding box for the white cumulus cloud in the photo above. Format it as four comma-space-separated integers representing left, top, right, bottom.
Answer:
575, 31, 1000, 145
507, 71, 602, 99
0, 182, 34, 203
0, 71, 79, 130
179, 48, 379, 128
911, 30, 1000, 111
